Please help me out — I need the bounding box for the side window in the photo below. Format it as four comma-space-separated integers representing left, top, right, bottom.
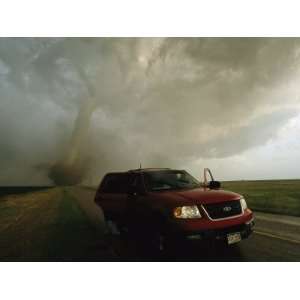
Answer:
101, 174, 129, 194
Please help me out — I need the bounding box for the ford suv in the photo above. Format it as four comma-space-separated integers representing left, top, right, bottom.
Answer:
95, 168, 254, 251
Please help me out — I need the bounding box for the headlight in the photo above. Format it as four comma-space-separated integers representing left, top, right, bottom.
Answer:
173, 205, 202, 219
240, 197, 248, 210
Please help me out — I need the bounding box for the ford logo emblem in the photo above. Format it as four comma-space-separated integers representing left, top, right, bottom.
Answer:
223, 206, 232, 212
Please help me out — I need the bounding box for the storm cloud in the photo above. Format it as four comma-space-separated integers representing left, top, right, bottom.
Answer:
0, 38, 300, 185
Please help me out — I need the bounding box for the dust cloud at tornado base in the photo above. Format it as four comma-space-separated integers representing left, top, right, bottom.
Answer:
0, 38, 300, 185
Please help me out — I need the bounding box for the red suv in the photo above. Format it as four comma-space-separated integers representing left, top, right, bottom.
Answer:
95, 168, 254, 251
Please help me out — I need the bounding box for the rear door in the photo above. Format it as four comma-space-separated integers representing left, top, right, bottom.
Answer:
95, 173, 130, 220
127, 173, 156, 228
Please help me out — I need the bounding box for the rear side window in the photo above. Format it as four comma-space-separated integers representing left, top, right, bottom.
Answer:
101, 173, 130, 193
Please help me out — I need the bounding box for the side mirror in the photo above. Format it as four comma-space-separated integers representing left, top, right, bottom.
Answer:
209, 180, 221, 189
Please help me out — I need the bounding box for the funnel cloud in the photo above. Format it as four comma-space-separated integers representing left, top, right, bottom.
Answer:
0, 38, 300, 185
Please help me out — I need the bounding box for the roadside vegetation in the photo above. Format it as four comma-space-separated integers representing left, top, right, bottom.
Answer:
0, 188, 113, 261
223, 180, 300, 217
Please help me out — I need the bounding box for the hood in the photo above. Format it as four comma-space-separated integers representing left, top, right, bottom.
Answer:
150, 187, 242, 207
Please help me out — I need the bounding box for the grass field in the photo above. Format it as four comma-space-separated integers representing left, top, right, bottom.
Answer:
0, 188, 112, 261
222, 179, 300, 217
0, 186, 52, 197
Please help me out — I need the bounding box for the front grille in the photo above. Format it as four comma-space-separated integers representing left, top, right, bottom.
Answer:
202, 200, 242, 220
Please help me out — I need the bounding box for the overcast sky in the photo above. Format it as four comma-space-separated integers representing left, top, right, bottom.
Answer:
0, 37, 300, 185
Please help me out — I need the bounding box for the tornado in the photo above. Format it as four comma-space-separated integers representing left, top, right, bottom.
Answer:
48, 98, 96, 185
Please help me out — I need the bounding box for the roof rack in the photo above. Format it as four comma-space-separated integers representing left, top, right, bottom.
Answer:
128, 168, 171, 172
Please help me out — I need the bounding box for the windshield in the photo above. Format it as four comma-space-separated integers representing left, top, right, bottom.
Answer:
144, 170, 200, 191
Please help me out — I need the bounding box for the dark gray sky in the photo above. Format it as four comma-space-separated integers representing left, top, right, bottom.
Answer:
1, 38, 300, 185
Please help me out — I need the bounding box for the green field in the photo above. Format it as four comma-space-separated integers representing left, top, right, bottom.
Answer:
222, 180, 300, 217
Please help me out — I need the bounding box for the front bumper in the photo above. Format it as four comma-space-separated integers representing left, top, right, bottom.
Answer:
184, 218, 255, 243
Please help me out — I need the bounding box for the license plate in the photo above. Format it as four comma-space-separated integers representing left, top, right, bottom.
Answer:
227, 232, 241, 245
